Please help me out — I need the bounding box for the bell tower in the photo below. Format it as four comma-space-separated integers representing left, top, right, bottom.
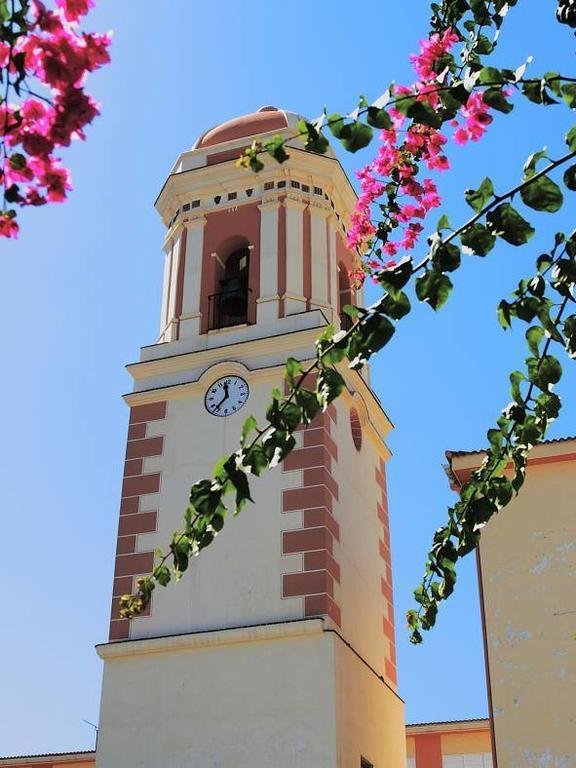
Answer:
96, 107, 406, 768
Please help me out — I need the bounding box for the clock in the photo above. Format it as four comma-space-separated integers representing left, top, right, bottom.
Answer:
204, 375, 249, 417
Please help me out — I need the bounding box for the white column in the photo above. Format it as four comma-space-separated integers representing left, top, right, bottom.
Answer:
165, 229, 184, 342
159, 238, 173, 341
309, 202, 331, 314
257, 197, 280, 322
284, 195, 307, 316
179, 215, 207, 338
328, 221, 338, 324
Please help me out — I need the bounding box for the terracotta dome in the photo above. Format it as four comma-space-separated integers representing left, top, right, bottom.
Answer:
193, 106, 297, 150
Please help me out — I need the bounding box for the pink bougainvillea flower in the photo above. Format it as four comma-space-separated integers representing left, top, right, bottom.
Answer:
0, 213, 20, 239
55, 0, 95, 22
1, 1, 111, 238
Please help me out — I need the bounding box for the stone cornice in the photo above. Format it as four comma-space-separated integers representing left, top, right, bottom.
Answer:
96, 618, 325, 660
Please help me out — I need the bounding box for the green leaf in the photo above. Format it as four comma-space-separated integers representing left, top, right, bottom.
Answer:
482, 87, 514, 113
154, 564, 171, 587
317, 368, 345, 408
527, 355, 562, 390
479, 66, 504, 84
523, 149, 548, 180
563, 316, 576, 358
561, 83, 576, 109
486, 204, 535, 246
284, 357, 303, 387
520, 176, 563, 213
347, 313, 395, 369
328, 116, 373, 152
381, 289, 411, 320
264, 135, 289, 164
526, 326, 544, 357
407, 100, 443, 129
240, 415, 258, 446
8, 153, 26, 171
509, 370, 526, 404
522, 80, 544, 105
432, 242, 461, 272
460, 223, 496, 256
377, 258, 413, 291
366, 106, 392, 129
566, 125, 576, 152
465, 177, 494, 213
415, 270, 453, 311
536, 392, 562, 419
437, 214, 451, 232
297, 119, 329, 155
563, 165, 576, 192
498, 300, 512, 329
327, 113, 345, 138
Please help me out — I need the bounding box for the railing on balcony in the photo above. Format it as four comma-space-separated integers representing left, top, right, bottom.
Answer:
208, 284, 252, 331
339, 312, 354, 332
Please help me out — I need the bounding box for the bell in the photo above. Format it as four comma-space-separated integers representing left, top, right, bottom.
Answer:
219, 276, 247, 317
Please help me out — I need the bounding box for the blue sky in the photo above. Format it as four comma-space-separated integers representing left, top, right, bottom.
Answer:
1, 0, 575, 757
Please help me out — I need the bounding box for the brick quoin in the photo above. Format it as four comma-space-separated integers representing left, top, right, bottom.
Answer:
125, 436, 164, 460
127, 422, 147, 440
121, 472, 161, 498
377, 456, 397, 686
129, 401, 167, 424
305, 593, 341, 625
114, 551, 155, 578
109, 401, 167, 641
283, 570, 334, 598
281, 409, 341, 627
124, 458, 144, 477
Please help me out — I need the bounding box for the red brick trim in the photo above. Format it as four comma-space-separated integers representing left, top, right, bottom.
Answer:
109, 401, 167, 641
281, 409, 341, 627
377, 457, 397, 686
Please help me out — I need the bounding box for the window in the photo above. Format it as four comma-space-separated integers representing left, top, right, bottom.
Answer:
277, 180, 286, 188
191, 200, 200, 208
182, 203, 190, 212
291, 180, 300, 189
264, 181, 274, 191
208, 246, 251, 331
214, 195, 221, 204
361, 758, 374, 768
314, 186, 323, 195
302, 184, 310, 193
227, 191, 237, 201
350, 408, 362, 451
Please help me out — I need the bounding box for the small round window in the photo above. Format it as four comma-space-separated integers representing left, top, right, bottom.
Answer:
350, 407, 362, 451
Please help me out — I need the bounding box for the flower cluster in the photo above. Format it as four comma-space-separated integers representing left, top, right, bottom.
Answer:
347, 26, 503, 281
0, 0, 111, 238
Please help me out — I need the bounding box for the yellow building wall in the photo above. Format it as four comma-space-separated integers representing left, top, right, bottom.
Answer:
453, 442, 576, 768
334, 634, 406, 768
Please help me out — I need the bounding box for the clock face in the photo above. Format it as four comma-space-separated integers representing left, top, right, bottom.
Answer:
204, 375, 249, 417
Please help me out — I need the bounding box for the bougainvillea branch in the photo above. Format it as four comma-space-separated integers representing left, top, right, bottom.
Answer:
0, 0, 111, 238
120, 0, 576, 644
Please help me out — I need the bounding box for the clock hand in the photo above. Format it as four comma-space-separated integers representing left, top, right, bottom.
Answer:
214, 392, 229, 411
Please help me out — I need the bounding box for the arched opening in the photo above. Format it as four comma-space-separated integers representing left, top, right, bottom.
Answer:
208, 241, 251, 330
338, 263, 354, 330
349, 407, 363, 451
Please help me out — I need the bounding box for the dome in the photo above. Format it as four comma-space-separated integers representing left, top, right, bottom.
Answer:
193, 106, 298, 150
